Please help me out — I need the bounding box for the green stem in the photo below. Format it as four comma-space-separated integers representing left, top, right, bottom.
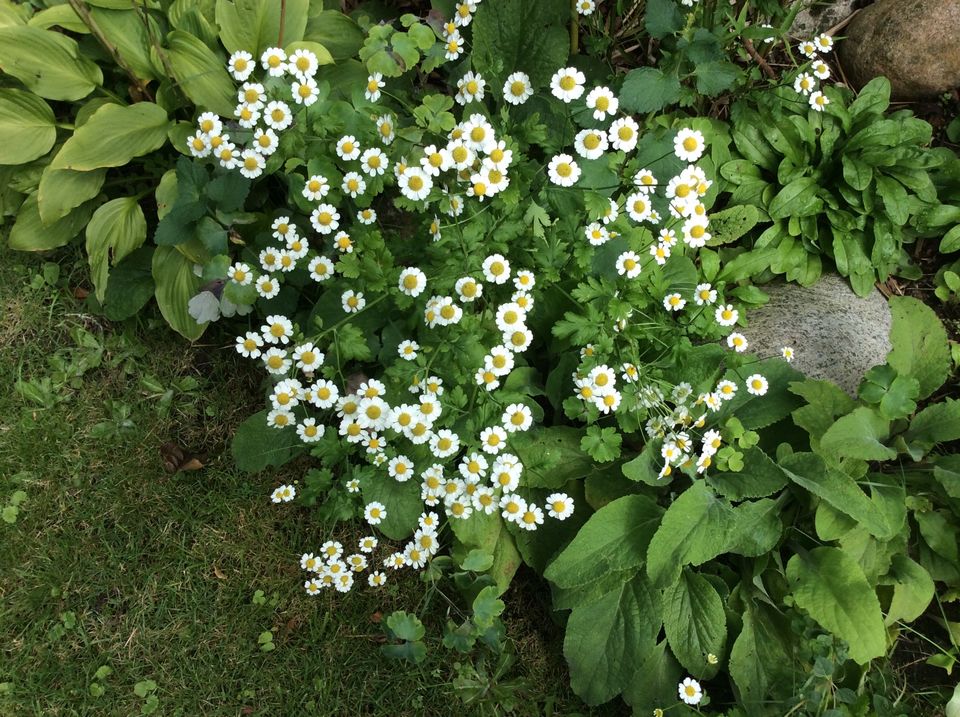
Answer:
570, 0, 579, 54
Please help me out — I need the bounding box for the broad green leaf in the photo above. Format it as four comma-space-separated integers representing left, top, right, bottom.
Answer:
231, 410, 299, 472
904, 399, 960, 454
90, 8, 163, 80
619, 67, 681, 113
51, 103, 169, 172
644, 0, 682, 38
0, 26, 102, 101
216, 0, 309, 57
849, 76, 891, 120
662, 569, 727, 676
706, 446, 788, 500
729, 603, 794, 710
646, 481, 734, 588
0, 0, 30, 27
385, 610, 425, 642
472, 0, 569, 89
28, 4, 89, 33
883, 555, 934, 626
768, 176, 819, 219
694, 60, 740, 96
705, 204, 760, 246
544, 494, 662, 589
621, 640, 683, 712
725, 498, 783, 556
0, 89, 56, 165
166, 30, 236, 116
9, 193, 95, 251
715, 358, 804, 430
361, 474, 422, 542
37, 166, 107, 224
790, 378, 857, 447
511, 426, 593, 489
85, 197, 147, 302
151, 245, 205, 340
103, 246, 155, 321
471, 585, 505, 630
819, 406, 896, 461
563, 575, 661, 705
933, 455, 960, 500
304, 9, 363, 61
887, 296, 950, 399
781, 452, 894, 538
786, 547, 886, 664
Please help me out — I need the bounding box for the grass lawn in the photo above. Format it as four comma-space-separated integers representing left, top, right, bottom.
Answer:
0, 246, 593, 717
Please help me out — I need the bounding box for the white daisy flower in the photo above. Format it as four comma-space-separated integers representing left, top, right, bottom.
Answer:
548, 154, 580, 187
585, 86, 618, 120
260, 47, 287, 76
365, 72, 385, 101
550, 67, 586, 102
674, 128, 706, 162
227, 50, 254, 81
502, 71, 533, 105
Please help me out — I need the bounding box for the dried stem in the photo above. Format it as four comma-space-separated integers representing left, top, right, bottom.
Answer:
743, 38, 777, 80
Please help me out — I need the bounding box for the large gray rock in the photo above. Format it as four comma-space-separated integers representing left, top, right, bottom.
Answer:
791, 0, 859, 38
744, 274, 891, 396
839, 0, 960, 100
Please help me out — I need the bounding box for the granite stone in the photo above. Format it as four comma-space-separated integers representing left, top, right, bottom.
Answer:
791, 0, 859, 38
839, 0, 960, 100
744, 274, 891, 396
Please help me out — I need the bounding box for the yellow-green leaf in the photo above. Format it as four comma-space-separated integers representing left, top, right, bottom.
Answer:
216, 0, 308, 57
0, 26, 102, 101
165, 30, 235, 116
90, 8, 162, 80
51, 102, 169, 172
86, 197, 147, 301
38, 166, 107, 224
786, 546, 886, 664
0, 89, 57, 165
152, 245, 206, 340
27, 5, 89, 33
9, 192, 96, 251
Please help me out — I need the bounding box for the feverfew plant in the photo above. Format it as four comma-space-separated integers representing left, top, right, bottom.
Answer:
167, 1, 804, 709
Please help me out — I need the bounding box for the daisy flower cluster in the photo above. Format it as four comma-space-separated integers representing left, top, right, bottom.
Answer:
188, 46, 325, 176
793, 32, 835, 111
300, 534, 391, 594
438, 0, 483, 63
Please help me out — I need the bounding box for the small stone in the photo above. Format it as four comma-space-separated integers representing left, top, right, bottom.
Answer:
744, 274, 891, 396
839, 0, 960, 100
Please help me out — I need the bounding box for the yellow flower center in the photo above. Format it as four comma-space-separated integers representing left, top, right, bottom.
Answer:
403, 274, 419, 290
452, 146, 468, 163
618, 126, 634, 141
466, 81, 479, 95
559, 75, 576, 91
318, 212, 332, 225
682, 137, 698, 152
267, 55, 282, 68
298, 84, 313, 98
624, 259, 637, 271
440, 305, 456, 320
234, 58, 248, 71
244, 156, 259, 170
379, 122, 392, 137
472, 182, 487, 196
244, 88, 260, 103
267, 356, 283, 369
510, 81, 526, 96
470, 126, 486, 142
511, 412, 525, 426
595, 95, 610, 111
552, 501, 565, 513
408, 175, 424, 191
271, 109, 285, 123
583, 133, 601, 150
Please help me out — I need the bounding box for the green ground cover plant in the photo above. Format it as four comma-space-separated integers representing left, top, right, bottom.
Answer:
3, 0, 960, 715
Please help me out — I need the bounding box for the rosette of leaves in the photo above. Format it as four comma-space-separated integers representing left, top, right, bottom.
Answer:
717, 77, 960, 296
0, 0, 350, 338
